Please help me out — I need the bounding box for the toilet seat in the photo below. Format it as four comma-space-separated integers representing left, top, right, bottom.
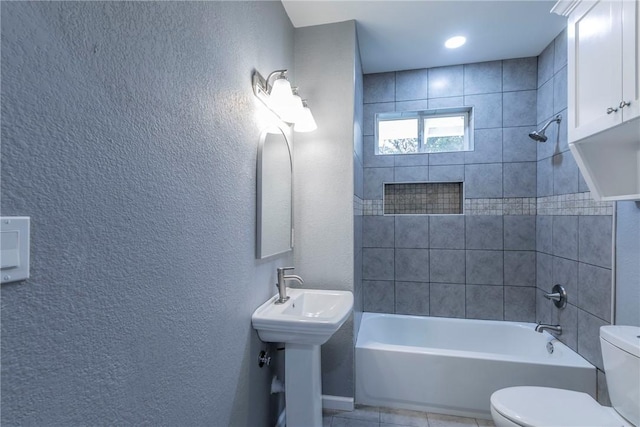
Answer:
491, 386, 632, 427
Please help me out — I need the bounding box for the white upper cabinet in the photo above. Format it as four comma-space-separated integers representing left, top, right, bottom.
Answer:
554, 0, 640, 201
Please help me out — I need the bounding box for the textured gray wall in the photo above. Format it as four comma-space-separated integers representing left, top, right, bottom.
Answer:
1, 2, 294, 425
615, 201, 640, 326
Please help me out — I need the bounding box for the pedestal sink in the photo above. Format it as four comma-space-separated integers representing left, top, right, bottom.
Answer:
252, 288, 353, 427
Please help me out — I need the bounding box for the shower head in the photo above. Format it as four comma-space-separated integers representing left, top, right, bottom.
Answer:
528, 114, 562, 143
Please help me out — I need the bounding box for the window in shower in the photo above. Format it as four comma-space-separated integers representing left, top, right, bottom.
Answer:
376, 107, 473, 155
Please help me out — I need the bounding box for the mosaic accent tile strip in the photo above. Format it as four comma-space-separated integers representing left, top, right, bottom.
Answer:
363, 199, 384, 216
464, 198, 537, 215
537, 193, 613, 216
384, 183, 462, 215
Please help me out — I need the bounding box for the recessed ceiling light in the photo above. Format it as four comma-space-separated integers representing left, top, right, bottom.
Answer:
445, 36, 466, 49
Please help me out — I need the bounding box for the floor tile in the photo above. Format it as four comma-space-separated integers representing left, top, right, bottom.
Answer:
380, 407, 429, 427
331, 415, 378, 427
427, 413, 478, 427
333, 405, 380, 422
475, 418, 496, 427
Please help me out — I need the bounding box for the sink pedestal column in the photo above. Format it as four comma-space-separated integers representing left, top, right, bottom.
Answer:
285, 343, 322, 427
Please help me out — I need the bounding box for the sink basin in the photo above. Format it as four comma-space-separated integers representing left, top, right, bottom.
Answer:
252, 288, 353, 345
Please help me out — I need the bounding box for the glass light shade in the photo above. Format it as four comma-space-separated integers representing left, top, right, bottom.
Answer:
280, 93, 304, 123
294, 106, 317, 132
269, 77, 294, 113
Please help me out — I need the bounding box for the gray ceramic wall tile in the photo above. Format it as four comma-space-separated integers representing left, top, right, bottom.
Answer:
464, 163, 503, 198
466, 216, 504, 250
537, 252, 553, 290
429, 165, 464, 182
536, 287, 552, 324
430, 249, 466, 284
578, 309, 609, 370
430, 283, 465, 318
503, 90, 537, 127
429, 215, 465, 249
364, 167, 394, 199
395, 216, 429, 249
557, 302, 578, 351
504, 287, 536, 322
429, 151, 465, 166
363, 280, 395, 313
363, 102, 395, 136
554, 29, 568, 74
553, 67, 568, 114
504, 216, 536, 250
395, 248, 429, 282
503, 126, 537, 162
428, 65, 464, 98
363, 216, 394, 248
537, 157, 554, 197
364, 135, 394, 168
465, 128, 502, 164
394, 165, 429, 182
553, 152, 579, 195
355, 156, 364, 199
363, 248, 395, 281
395, 281, 429, 315
466, 285, 504, 320
578, 262, 612, 322
503, 57, 537, 91
536, 125, 557, 161
364, 72, 395, 104
465, 93, 503, 129
537, 80, 554, 124
538, 42, 555, 88
553, 256, 578, 305
466, 250, 504, 285
396, 99, 430, 113
504, 161, 537, 197
578, 171, 591, 193
396, 69, 428, 101
537, 215, 553, 254
394, 153, 430, 167
552, 216, 578, 260
504, 250, 536, 287
464, 61, 502, 95
428, 96, 465, 109
578, 216, 613, 268
557, 109, 569, 153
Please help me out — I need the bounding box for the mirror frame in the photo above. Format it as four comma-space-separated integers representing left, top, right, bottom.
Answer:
256, 125, 294, 259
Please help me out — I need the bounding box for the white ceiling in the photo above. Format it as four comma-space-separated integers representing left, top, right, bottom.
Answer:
281, 1, 568, 74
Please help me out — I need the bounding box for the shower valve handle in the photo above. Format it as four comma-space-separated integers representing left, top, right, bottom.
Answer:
606, 107, 618, 114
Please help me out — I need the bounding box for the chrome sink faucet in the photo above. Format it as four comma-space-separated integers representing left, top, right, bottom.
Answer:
275, 267, 304, 304
535, 323, 563, 335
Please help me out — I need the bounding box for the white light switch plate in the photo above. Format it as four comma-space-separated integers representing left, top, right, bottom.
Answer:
1, 217, 30, 284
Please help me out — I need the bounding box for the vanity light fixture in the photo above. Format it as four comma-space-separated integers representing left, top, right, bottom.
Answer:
252, 69, 317, 132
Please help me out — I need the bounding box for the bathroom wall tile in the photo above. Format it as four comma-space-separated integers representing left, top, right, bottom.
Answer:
363, 280, 395, 313
395, 216, 429, 249
355, 156, 364, 199
504, 215, 536, 250
552, 215, 578, 260
538, 41, 555, 88
363, 248, 395, 281
396, 99, 430, 113
556, 302, 578, 351
395, 248, 429, 282
466, 285, 504, 320
380, 407, 429, 427
553, 67, 568, 114
503, 57, 537, 92
503, 161, 537, 197
536, 252, 553, 290
504, 286, 536, 322
557, 108, 568, 153
430, 249, 466, 284
394, 153, 429, 167
364, 72, 395, 104
536, 215, 553, 254
466, 250, 504, 285
429, 165, 464, 182
578, 309, 609, 370
596, 370, 612, 406
394, 165, 429, 182
464, 61, 502, 95
429, 215, 465, 249
363, 216, 395, 248
464, 163, 503, 198
578, 169, 590, 193
504, 251, 536, 287
536, 125, 557, 161
364, 167, 394, 200
553, 151, 579, 195
466, 216, 504, 250
396, 69, 428, 101
537, 157, 554, 197
503, 90, 537, 127
429, 151, 465, 166
552, 256, 578, 306
429, 65, 464, 98
554, 29, 568, 74
428, 413, 479, 427
364, 136, 394, 168
465, 93, 503, 129
536, 287, 552, 324
430, 283, 465, 318
428, 96, 465, 110
395, 281, 429, 316
578, 216, 613, 269
537, 80, 554, 124
465, 128, 502, 164
503, 126, 537, 162
363, 102, 395, 136
578, 262, 612, 322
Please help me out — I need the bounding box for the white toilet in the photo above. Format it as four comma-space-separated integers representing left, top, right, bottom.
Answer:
490, 325, 640, 427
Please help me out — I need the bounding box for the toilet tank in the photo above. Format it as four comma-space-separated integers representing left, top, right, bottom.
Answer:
600, 325, 640, 427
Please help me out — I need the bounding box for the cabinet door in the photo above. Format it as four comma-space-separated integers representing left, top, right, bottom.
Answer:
568, 0, 623, 142
621, 0, 640, 121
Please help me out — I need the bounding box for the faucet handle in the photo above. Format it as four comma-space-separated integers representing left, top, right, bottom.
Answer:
277, 267, 295, 273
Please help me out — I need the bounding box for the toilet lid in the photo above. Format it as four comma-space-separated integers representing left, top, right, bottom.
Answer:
491, 387, 628, 427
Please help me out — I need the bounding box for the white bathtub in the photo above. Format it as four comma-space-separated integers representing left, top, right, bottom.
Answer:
355, 313, 596, 419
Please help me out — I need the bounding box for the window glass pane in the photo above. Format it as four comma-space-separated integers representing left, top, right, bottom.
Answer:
378, 118, 418, 154
424, 115, 465, 153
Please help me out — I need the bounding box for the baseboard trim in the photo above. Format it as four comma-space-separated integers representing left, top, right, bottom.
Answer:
322, 395, 354, 412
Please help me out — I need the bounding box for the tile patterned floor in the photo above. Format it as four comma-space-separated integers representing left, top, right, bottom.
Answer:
323, 406, 496, 427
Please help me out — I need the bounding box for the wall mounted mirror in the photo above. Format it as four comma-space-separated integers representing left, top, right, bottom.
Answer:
256, 126, 293, 259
